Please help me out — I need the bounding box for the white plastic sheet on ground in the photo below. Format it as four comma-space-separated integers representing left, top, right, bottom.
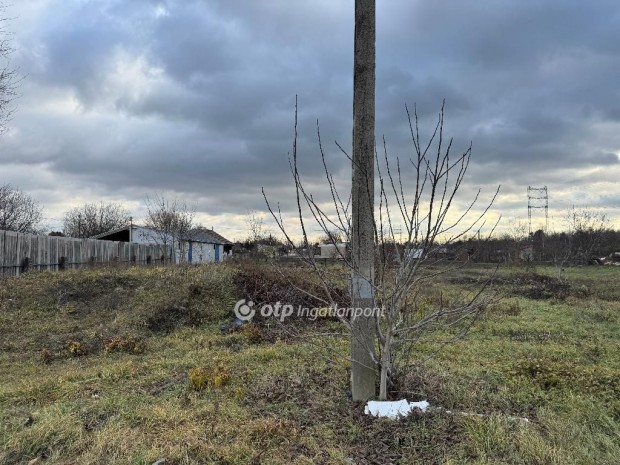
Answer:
364, 400, 530, 423
364, 399, 430, 419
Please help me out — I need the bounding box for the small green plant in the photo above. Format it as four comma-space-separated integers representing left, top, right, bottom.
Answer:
188, 363, 231, 391
213, 363, 230, 388
188, 367, 209, 391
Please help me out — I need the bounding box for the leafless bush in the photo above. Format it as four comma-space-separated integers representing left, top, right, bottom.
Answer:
143, 193, 195, 262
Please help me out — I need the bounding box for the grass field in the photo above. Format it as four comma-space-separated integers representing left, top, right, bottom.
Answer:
0, 263, 618, 464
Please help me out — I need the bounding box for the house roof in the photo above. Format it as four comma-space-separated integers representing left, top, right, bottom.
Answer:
184, 228, 232, 245
91, 225, 132, 239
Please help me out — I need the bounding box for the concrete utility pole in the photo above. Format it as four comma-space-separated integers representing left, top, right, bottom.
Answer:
350, 0, 377, 401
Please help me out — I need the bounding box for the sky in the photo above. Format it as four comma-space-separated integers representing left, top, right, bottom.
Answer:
1, 0, 619, 240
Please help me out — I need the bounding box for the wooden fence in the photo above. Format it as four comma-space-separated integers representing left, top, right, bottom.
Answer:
0, 230, 172, 277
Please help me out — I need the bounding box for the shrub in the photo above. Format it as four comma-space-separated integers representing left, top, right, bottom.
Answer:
232, 262, 349, 323
511, 272, 571, 300
65, 340, 89, 357
104, 336, 145, 354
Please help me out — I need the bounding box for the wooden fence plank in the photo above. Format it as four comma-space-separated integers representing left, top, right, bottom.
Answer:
0, 229, 172, 276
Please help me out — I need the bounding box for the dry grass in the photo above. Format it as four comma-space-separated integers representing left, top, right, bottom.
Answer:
0, 263, 618, 464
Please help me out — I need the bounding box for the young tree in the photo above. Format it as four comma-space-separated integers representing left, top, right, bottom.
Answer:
263, 0, 498, 401
143, 193, 195, 263
0, 184, 43, 233
63, 201, 130, 238
264, 102, 499, 401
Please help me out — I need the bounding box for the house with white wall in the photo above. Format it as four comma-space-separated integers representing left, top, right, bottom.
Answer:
182, 228, 232, 263
93, 225, 232, 263
318, 242, 348, 259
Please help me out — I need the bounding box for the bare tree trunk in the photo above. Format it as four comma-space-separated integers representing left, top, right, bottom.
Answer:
351, 0, 377, 402
379, 331, 392, 400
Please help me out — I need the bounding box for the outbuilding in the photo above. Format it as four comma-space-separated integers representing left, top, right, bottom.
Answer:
93, 225, 232, 264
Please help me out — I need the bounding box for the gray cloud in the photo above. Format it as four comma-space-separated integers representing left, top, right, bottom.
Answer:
1, 0, 620, 237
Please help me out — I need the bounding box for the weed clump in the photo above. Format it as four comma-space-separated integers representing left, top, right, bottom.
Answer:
146, 305, 203, 333
65, 340, 89, 357
213, 363, 231, 388
104, 335, 145, 354
188, 363, 231, 391
490, 300, 522, 316
188, 367, 209, 391
242, 323, 262, 344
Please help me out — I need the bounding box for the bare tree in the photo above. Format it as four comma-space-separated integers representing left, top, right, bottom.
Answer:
319, 229, 343, 245
63, 201, 130, 238
552, 206, 611, 271
143, 193, 195, 263
246, 210, 267, 242
261, 0, 498, 403
0, 184, 43, 233
566, 206, 610, 262
499, 218, 530, 263
264, 102, 499, 400
505, 218, 529, 243
0, 3, 20, 134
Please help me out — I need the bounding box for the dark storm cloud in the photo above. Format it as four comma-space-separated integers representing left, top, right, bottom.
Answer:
2, 0, 620, 232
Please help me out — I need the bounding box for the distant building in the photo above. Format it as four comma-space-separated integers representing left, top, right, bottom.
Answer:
93, 225, 232, 264
318, 242, 348, 259
406, 248, 424, 260
404, 246, 451, 261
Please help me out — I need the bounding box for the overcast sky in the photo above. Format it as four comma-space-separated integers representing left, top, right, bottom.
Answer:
1, 0, 619, 239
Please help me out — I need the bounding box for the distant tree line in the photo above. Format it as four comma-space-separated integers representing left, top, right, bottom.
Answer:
0, 182, 617, 266
469, 208, 615, 265
456, 230, 620, 265
63, 202, 130, 238
0, 183, 198, 244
